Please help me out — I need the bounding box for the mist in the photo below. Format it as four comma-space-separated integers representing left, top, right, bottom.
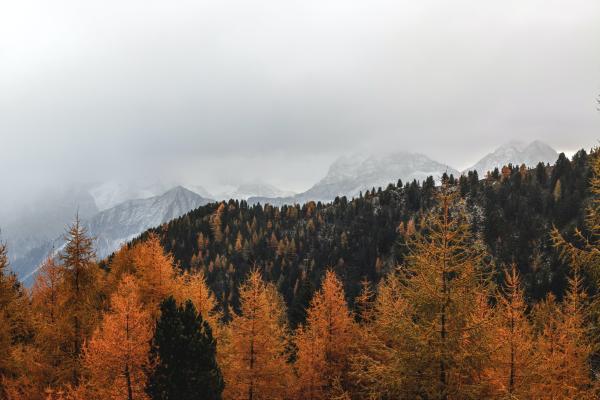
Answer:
1, 0, 599, 214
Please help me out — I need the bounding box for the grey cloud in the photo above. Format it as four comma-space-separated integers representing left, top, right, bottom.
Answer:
1, 0, 599, 211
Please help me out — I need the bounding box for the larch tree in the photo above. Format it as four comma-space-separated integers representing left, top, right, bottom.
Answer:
174, 269, 221, 333
28, 257, 67, 392
31, 257, 63, 328
105, 246, 136, 290
56, 216, 101, 386
221, 269, 291, 400
82, 275, 152, 400
548, 149, 600, 397
210, 203, 225, 243
0, 241, 35, 398
294, 270, 358, 400
533, 269, 596, 399
131, 234, 177, 315
369, 188, 495, 399
486, 265, 539, 398
0, 241, 19, 376
349, 273, 415, 399
146, 297, 223, 400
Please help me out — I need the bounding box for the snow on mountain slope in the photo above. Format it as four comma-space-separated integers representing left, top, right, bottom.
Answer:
184, 184, 214, 199
249, 152, 459, 205
222, 182, 295, 200
13, 186, 211, 286
466, 140, 558, 177
86, 186, 211, 258
89, 180, 174, 211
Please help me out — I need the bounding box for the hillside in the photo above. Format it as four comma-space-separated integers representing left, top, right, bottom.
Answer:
249, 151, 461, 205
129, 150, 591, 326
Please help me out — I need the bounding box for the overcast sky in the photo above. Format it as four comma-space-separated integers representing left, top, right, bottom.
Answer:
1, 0, 599, 205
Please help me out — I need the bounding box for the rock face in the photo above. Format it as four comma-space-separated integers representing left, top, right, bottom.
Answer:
12, 186, 211, 286
249, 152, 460, 205
466, 140, 558, 177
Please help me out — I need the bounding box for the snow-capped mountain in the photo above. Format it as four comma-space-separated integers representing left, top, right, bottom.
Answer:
183, 184, 214, 199
466, 140, 558, 177
222, 183, 295, 201
12, 186, 211, 286
249, 152, 460, 205
89, 179, 175, 211
86, 186, 211, 259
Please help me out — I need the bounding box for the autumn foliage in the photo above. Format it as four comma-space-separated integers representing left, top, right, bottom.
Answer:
81, 275, 152, 400
1, 167, 600, 399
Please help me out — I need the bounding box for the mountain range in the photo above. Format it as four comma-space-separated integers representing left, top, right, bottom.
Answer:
12, 187, 211, 285
3, 140, 560, 284
249, 152, 460, 205
465, 140, 558, 177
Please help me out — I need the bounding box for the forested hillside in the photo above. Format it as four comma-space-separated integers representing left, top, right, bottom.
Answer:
1, 149, 598, 399
134, 150, 591, 325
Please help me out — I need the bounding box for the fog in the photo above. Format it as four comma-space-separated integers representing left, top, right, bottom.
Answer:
1, 0, 599, 214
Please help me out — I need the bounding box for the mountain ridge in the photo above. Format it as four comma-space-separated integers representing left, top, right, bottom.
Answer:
12, 186, 211, 286
465, 140, 558, 177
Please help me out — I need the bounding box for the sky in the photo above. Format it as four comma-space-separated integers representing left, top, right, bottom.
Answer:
1, 0, 600, 207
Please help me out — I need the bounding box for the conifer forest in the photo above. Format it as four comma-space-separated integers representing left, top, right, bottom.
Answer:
2, 1, 600, 399
2, 150, 600, 399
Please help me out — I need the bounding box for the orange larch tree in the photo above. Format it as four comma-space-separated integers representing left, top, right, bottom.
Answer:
221, 269, 292, 400
294, 270, 358, 400
174, 269, 221, 333
81, 275, 152, 400
486, 265, 539, 398
533, 269, 596, 399
56, 217, 102, 386
130, 233, 177, 315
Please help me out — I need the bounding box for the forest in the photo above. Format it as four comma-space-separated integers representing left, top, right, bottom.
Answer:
0, 148, 599, 400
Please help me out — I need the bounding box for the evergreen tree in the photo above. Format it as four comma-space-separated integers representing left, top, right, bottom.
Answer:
147, 297, 223, 400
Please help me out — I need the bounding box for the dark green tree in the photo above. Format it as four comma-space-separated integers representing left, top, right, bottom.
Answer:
147, 297, 224, 400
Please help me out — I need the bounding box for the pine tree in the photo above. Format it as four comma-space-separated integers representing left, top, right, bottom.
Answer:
221, 269, 291, 400
82, 275, 152, 400
147, 297, 223, 400
294, 270, 358, 400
